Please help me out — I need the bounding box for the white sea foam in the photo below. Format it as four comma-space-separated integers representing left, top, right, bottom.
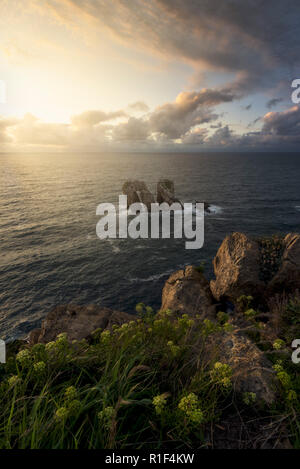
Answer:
129, 269, 174, 283
205, 205, 223, 215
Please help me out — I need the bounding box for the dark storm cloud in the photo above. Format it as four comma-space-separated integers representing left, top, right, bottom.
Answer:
262, 105, 300, 137
266, 98, 284, 109
40, 0, 300, 95
5, 1, 300, 150
247, 116, 261, 128
147, 89, 232, 139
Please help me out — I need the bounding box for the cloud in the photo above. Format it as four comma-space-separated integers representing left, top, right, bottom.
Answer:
247, 116, 261, 128
210, 123, 222, 129
128, 101, 150, 112
0, 117, 19, 143
112, 117, 149, 141
262, 105, 300, 137
206, 125, 235, 147
266, 98, 284, 109
11, 113, 69, 146
108, 89, 232, 142
32, 0, 300, 96
0, 88, 227, 148
1, 98, 300, 152
147, 89, 233, 139
71, 109, 127, 127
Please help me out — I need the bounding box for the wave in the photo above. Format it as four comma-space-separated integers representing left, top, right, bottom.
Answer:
119, 204, 223, 218
107, 239, 121, 253
205, 204, 223, 215
129, 269, 174, 283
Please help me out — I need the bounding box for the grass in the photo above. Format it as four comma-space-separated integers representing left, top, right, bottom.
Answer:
0, 304, 299, 449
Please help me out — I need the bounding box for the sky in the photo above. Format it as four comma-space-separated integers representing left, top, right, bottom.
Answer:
0, 0, 300, 152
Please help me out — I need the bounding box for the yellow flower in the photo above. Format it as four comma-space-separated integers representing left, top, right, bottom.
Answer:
33, 361, 46, 375
55, 406, 69, 421
16, 349, 32, 367
210, 362, 232, 390
8, 375, 20, 387
178, 393, 204, 425
273, 339, 285, 350
65, 386, 77, 402
152, 394, 168, 415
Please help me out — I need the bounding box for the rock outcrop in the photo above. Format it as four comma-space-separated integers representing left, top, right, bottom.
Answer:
216, 328, 276, 404
122, 180, 155, 210
157, 179, 182, 207
269, 233, 300, 293
28, 304, 132, 345
210, 232, 264, 302
161, 264, 276, 404
123, 179, 214, 213
210, 232, 300, 304
27, 231, 299, 407
160, 265, 216, 319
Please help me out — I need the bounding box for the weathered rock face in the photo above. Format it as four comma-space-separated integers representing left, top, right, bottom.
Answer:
28, 304, 132, 345
160, 265, 216, 319
157, 179, 182, 206
269, 233, 300, 293
216, 328, 276, 404
210, 232, 264, 302
210, 232, 300, 303
122, 180, 155, 210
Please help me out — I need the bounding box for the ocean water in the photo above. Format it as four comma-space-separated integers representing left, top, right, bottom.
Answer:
0, 152, 299, 341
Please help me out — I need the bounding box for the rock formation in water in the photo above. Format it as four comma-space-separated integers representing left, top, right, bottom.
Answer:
122, 178, 214, 212
156, 179, 183, 207
122, 180, 155, 210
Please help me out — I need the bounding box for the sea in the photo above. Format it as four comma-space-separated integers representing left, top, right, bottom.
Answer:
0, 152, 299, 340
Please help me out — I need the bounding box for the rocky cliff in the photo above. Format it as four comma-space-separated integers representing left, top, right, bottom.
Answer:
5, 231, 296, 449
28, 232, 300, 409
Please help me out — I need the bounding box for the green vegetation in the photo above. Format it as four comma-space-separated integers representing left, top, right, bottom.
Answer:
195, 261, 205, 274
0, 304, 299, 449
258, 235, 284, 283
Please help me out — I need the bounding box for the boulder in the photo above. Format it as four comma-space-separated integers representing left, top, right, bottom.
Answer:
218, 328, 276, 404
122, 180, 155, 210
160, 265, 216, 319
28, 304, 132, 345
210, 232, 264, 302
269, 233, 300, 293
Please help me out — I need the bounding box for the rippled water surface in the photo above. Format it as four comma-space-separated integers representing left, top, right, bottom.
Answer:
0, 152, 299, 340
